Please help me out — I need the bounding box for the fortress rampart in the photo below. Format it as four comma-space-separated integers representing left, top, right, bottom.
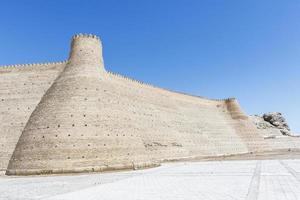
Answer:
65, 34, 105, 78
0, 61, 67, 72
1, 34, 300, 175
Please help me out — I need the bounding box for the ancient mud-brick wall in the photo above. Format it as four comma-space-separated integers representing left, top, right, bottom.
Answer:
1, 34, 300, 175
0, 62, 66, 171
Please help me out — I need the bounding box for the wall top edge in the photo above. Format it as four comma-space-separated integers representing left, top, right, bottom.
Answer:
106, 71, 235, 102
0, 60, 68, 71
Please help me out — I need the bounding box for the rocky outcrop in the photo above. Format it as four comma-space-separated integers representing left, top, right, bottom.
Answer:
251, 112, 292, 136
263, 112, 290, 135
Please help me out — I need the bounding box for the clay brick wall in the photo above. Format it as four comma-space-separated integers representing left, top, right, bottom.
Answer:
1, 34, 299, 175
0, 62, 66, 171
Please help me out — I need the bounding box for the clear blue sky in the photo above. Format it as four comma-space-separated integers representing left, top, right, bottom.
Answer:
0, 0, 299, 132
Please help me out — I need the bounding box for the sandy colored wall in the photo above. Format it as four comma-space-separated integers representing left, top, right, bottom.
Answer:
0, 62, 66, 172
2, 34, 300, 175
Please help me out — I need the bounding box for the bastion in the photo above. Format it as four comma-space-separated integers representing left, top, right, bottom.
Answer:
0, 34, 299, 175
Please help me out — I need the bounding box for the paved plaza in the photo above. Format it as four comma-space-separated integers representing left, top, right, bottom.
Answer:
1, 159, 300, 200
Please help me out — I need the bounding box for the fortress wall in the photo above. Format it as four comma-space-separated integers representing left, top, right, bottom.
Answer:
7, 73, 253, 175
0, 62, 66, 171
107, 75, 273, 157
3, 34, 299, 175
6, 98, 152, 172
265, 137, 300, 151
224, 99, 300, 153
7, 69, 266, 174
105, 72, 299, 155
223, 99, 270, 153
6, 35, 152, 175
105, 74, 249, 158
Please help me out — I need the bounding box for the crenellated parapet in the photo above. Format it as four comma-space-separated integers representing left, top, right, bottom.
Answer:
107, 71, 234, 102
107, 71, 157, 89
0, 61, 67, 72
72, 33, 100, 41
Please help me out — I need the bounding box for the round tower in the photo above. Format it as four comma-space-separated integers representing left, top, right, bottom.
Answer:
6, 34, 153, 175
62, 34, 106, 79
225, 98, 248, 120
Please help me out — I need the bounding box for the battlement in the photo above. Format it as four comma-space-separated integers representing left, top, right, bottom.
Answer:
0, 61, 67, 73
62, 33, 106, 78
72, 33, 101, 41
107, 71, 236, 103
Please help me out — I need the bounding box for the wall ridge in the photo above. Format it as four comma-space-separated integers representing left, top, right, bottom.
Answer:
106, 71, 233, 102
0, 60, 68, 72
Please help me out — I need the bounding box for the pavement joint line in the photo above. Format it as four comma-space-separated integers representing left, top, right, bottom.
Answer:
279, 160, 300, 182
246, 160, 262, 200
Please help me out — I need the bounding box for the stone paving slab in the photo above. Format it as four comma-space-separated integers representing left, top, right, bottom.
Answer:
1, 159, 300, 200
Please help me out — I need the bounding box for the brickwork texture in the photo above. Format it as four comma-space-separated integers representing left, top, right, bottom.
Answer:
1, 34, 299, 175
